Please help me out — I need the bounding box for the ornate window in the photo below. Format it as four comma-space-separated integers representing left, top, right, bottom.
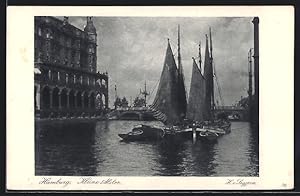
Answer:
89, 56, 93, 64
38, 27, 42, 36
66, 73, 68, 84
73, 75, 76, 83
87, 77, 89, 85
80, 76, 83, 84
48, 70, 51, 80
57, 71, 60, 81
45, 29, 51, 39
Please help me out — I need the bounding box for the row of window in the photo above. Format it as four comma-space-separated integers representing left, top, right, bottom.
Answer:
35, 40, 96, 71
46, 70, 106, 87
36, 27, 95, 53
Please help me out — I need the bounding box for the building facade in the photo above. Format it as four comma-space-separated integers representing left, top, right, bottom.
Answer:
34, 16, 109, 118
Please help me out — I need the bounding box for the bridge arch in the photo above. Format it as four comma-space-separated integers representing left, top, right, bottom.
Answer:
61, 88, 68, 108
101, 94, 106, 109
83, 91, 89, 108
52, 87, 60, 108
120, 112, 141, 120
89, 92, 95, 108
76, 91, 82, 108
95, 93, 101, 109
41, 86, 51, 109
69, 89, 76, 108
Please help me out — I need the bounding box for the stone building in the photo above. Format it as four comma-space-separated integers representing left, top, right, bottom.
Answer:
34, 16, 108, 118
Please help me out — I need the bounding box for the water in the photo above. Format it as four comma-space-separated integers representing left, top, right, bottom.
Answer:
35, 120, 259, 176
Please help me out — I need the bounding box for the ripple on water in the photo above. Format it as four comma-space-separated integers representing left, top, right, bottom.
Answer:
35, 121, 258, 176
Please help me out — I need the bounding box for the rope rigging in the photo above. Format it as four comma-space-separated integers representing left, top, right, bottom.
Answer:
147, 78, 160, 103
213, 61, 224, 107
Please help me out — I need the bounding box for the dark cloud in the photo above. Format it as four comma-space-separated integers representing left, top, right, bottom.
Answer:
64, 16, 254, 107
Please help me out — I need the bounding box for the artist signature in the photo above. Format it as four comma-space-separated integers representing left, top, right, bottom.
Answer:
225, 179, 256, 187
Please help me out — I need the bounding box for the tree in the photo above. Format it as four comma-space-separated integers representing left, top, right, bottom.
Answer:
133, 97, 146, 107
114, 97, 122, 109
121, 97, 129, 108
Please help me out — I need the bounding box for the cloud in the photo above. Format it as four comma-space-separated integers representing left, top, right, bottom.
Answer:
65, 16, 254, 107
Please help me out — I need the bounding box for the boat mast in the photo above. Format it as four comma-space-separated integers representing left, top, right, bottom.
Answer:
178, 25, 182, 70
209, 27, 215, 112
177, 24, 187, 118
115, 84, 117, 99
199, 41, 202, 71
114, 84, 118, 109
141, 81, 149, 107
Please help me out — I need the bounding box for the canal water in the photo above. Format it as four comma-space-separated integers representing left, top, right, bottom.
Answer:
35, 120, 259, 176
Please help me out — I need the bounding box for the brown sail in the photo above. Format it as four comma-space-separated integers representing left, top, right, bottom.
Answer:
152, 40, 182, 125
186, 58, 206, 122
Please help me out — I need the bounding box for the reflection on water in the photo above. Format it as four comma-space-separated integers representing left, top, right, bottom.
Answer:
35, 120, 258, 176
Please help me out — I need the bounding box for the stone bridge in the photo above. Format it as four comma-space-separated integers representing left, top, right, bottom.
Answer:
110, 106, 249, 122
214, 106, 249, 121
107, 107, 157, 121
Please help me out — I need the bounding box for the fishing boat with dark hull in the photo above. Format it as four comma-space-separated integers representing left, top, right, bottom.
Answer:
118, 124, 165, 141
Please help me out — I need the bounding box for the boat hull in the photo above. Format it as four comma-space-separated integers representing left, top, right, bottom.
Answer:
118, 121, 231, 142
163, 127, 222, 141
204, 120, 231, 134
118, 124, 165, 141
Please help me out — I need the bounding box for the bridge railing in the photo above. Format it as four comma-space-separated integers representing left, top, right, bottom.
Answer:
115, 106, 149, 111
215, 106, 245, 110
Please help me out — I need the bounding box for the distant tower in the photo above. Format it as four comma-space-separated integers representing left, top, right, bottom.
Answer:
141, 81, 149, 107
248, 48, 253, 109
84, 17, 97, 73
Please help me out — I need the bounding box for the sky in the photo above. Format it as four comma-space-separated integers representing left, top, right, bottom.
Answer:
61, 16, 254, 108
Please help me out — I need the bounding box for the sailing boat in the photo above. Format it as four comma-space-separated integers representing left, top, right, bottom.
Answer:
119, 37, 184, 141
183, 32, 231, 139
118, 26, 230, 141
186, 28, 231, 134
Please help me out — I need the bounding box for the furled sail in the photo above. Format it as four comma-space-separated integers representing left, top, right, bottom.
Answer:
186, 58, 206, 122
203, 34, 213, 120
152, 40, 182, 125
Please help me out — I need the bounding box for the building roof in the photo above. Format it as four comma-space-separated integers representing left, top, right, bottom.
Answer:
34, 68, 41, 74
84, 17, 96, 34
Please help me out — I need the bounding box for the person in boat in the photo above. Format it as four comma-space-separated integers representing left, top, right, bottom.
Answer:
192, 123, 196, 134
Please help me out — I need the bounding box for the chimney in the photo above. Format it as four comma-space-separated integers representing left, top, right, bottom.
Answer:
63, 16, 69, 25
252, 17, 259, 99
252, 17, 259, 129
